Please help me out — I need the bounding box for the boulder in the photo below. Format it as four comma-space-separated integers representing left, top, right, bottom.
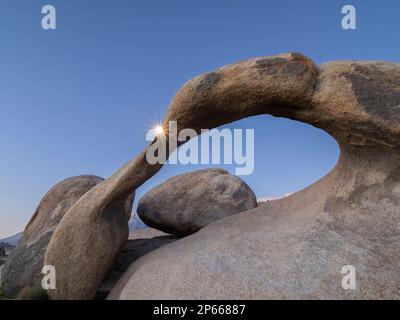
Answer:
107, 56, 400, 299
0, 175, 103, 298
44, 178, 135, 300
138, 169, 257, 236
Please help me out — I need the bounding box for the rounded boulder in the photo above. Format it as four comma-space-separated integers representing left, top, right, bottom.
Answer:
137, 169, 257, 236
0, 175, 104, 298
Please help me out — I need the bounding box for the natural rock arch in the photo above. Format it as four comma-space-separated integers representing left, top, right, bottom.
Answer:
44, 53, 400, 299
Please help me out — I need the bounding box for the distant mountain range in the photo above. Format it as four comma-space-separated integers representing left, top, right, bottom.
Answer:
0, 232, 21, 247
0, 213, 147, 247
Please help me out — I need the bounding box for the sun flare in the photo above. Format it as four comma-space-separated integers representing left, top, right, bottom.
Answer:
154, 125, 164, 135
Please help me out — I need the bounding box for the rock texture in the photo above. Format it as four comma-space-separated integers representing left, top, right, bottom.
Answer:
0, 247, 6, 257
0, 175, 103, 298
98, 228, 179, 299
122, 230, 180, 267
107, 54, 400, 299
47, 53, 400, 299
138, 169, 257, 236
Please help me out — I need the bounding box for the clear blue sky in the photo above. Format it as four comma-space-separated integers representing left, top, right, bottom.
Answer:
1, 0, 399, 238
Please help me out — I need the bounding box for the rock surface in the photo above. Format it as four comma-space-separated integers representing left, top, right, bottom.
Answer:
107, 55, 400, 299
123, 229, 179, 267
138, 169, 257, 236
44, 179, 135, 300
0, 175, 103, 298
0, 247, 6, 257
98, 228, 179, 299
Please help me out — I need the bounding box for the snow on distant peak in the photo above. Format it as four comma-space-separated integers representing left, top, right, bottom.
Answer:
257, 193, 293, 203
